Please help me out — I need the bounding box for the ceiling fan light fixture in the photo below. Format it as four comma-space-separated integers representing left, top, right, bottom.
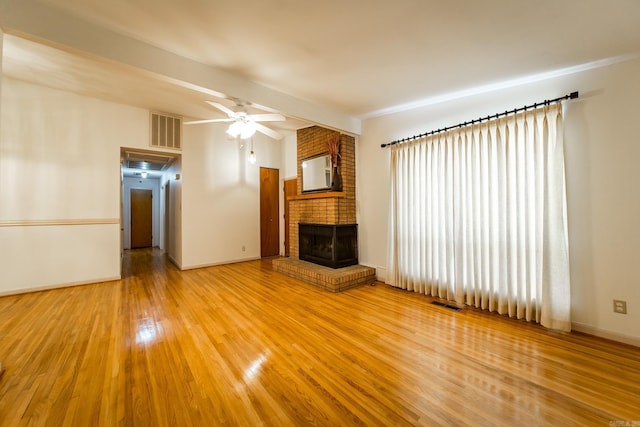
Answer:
194, 101, 283, 140
226, 120, 256, 139
226, 120, 243, 138
239, 121, 256, 139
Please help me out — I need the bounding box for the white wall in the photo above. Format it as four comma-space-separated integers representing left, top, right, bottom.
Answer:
180, 125, 283, 268
122, 176, 161, 249
282, 133, 298, 181
0, 78, 152, 294
280, 133, 297, 255
163, 158, 182, 267
0, 75, 288, 291
357, 57, 640, 345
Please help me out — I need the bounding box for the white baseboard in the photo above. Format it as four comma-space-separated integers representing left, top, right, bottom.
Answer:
358, 263, 386, 282
572, 322, 640, 347
0, 276, 121, 298
181, 256, 261, 271
168, 254, 182, 270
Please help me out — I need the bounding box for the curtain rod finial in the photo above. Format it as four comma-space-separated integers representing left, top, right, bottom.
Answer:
570, 91, 579, 99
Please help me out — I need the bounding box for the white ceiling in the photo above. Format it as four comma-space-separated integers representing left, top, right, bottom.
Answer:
1, 34, 312, 136
2, 0, 640, 130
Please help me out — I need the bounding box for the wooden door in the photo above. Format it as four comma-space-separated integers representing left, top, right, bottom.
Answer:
283, 178, 297, 257
260, 167, 280, 258
131, 188, 153, 249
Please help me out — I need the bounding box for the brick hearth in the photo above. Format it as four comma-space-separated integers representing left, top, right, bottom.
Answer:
272, 258, 375, 292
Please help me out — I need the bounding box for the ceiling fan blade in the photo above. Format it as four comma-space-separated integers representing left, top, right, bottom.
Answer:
184, 118, 234, 125
255, 123, 283, 140
247, 113, 285, 122
205, 101, 237, 117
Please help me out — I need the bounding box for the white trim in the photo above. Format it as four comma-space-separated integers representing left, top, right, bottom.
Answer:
180, 257, 262, 271
168, 254, 182, 270
0, 276, 121, 297
359, 263, 386, 282
571, 321, 640, 348
0, 218, 119, 227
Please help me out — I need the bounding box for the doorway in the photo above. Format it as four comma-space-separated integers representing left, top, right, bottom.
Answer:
260, 167, 280, 258
120, 147, 181, 270
131, 188, 153, 248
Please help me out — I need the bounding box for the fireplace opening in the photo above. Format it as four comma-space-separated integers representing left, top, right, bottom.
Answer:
299, 223, 358, 269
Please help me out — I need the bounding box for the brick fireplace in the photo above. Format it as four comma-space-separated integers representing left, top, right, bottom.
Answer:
272, 126, 376, 292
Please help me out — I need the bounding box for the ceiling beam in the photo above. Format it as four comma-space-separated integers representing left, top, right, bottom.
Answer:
0, 0, 361, 135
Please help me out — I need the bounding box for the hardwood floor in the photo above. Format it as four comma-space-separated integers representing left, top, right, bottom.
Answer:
0, 249, 639, 426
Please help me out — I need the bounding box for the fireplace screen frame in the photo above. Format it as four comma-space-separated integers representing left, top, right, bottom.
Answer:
298, 223, 358, 269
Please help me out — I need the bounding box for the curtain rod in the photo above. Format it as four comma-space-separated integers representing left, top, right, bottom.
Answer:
381, 91, 579, 148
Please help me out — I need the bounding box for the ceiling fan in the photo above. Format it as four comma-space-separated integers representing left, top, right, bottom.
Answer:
184, 101, 285, 140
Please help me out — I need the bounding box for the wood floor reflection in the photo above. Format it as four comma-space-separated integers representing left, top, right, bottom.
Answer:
0, 248, 639, 426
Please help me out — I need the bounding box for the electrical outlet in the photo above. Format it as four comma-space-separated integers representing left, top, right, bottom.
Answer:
242, 245, 246, 252
613, 300, 627, 314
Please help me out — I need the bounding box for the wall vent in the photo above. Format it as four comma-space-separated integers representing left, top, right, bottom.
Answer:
431, 301, 462, 311
150, 112, 182, 150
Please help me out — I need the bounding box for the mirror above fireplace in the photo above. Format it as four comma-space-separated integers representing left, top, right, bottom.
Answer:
301, 154, 332, 192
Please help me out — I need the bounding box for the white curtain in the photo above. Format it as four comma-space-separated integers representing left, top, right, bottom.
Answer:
386, 104, 571, 331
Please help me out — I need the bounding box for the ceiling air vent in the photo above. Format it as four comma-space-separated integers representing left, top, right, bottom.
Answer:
150, 112, 182, 150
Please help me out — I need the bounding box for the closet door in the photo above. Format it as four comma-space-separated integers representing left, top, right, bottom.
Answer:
260, 167, 280, 257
